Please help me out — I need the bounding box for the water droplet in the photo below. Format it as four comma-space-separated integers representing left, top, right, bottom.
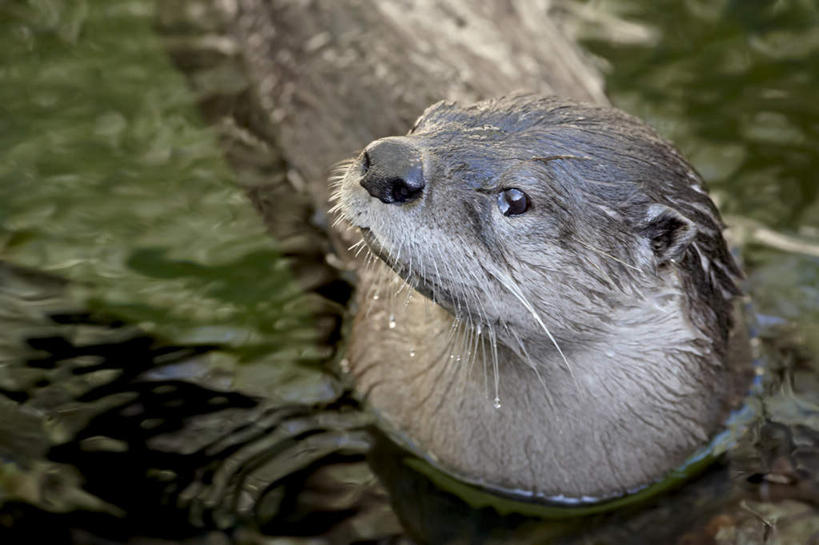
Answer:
409, 350, 416, 358
493, 396, 502, 409
450, 354, 455, 359
605, 350, 615, 358
339, 358, 350, 373
388, 314, 396, 329
372, 294, 379, 300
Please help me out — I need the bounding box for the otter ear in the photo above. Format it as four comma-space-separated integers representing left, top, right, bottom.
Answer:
639, 204, 697, 265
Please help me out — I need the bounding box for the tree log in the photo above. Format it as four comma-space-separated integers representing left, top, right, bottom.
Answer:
231, 0, 607, 217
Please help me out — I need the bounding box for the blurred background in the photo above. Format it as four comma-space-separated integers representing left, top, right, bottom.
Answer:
0, 0, 817, 543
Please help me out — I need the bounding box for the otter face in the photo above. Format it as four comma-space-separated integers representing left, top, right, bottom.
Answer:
334, 95, 740, 348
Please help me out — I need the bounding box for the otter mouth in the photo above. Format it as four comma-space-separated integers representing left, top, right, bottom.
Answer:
358, 227, 449, 306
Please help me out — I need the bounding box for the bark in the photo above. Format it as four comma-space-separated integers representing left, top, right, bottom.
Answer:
231, 0, 607, 218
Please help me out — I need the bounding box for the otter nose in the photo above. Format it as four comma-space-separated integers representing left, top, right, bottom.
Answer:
359, 138, 425, 204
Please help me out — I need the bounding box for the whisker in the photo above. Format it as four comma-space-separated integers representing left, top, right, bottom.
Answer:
348, 239, 366, 252
492, 268, 575, 380
487, 324, 501, 408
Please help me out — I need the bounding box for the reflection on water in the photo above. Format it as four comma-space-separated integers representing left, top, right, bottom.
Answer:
0, 0, 818, 543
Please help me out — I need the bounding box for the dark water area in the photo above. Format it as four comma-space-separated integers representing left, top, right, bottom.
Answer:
0, 0, 818, 544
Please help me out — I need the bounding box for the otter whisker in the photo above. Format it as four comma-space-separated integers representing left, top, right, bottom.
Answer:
387, 238, 406, 312
348, 239, 366, 253
487, 324, 502, 408
492, 269, 575, 379
453, 318, 480, 402
328, 156, 356, 176
476, 323, 489, 401
465, 318, 482, 380
395, 275, 414, 299
330, 213, 348, 229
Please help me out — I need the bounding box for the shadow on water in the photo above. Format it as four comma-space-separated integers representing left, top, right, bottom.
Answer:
0, 262, 390, 544
1, 0, 818, 544
0, 1, 392, 542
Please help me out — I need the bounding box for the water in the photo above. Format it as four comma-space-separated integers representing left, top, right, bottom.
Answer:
0, 1, 361, 541
0, 0, 336, 401
0, 0, 817, 543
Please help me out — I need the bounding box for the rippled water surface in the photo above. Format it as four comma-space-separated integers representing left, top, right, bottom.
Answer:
1, 0, 818, 543
1, 0, 334, 399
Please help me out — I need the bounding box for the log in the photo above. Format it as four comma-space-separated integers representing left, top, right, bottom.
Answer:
231, 0, 607, 219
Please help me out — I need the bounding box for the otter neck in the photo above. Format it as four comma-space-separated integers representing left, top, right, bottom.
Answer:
456, 288, 718, 419
348, 263, 737, 499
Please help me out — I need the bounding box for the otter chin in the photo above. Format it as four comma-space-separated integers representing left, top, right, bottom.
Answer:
331, 94, 751, 502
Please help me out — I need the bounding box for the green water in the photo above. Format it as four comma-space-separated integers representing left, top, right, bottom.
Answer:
0, 2, 344, 525
0, 0, 335, 402
1, 0, 818, 542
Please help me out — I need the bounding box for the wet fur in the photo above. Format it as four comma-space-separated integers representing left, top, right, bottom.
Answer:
331, 95, 748, 501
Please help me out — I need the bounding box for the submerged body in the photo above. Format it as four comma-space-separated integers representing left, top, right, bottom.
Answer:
333, 95, 751, 502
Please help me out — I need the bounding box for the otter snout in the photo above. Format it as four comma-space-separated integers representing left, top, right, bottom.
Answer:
360, 137, 425, 204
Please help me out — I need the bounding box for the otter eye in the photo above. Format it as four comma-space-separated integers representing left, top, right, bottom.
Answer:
497, 188, 530, 216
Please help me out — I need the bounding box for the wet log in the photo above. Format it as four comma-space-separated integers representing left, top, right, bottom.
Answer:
230, 0, 607, 218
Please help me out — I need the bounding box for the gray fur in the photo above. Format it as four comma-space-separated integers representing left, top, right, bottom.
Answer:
333, 94, 749, 501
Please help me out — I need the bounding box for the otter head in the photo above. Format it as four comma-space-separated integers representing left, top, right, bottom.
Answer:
336, 95, 740, 353
332, 95, 749, 501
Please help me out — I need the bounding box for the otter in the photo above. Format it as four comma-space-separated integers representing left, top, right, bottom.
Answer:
331, 94, 751, 502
